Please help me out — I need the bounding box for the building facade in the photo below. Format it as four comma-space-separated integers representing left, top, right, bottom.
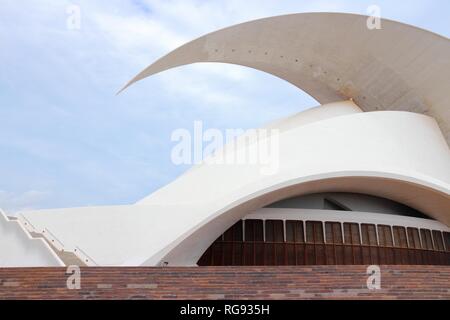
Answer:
1, 13, 449, 268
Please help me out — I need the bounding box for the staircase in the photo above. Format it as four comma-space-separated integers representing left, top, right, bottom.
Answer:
28, 231, 86, 266
0, 209, 64, 267
16, 213, 93, 266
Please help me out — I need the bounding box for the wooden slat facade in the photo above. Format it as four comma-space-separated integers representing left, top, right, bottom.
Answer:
198, 219, 450, 266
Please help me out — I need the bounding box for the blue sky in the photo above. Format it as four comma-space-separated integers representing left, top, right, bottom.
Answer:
0, 0, 449, 213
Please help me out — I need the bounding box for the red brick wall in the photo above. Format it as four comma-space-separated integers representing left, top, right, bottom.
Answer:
0, 265, 449, 300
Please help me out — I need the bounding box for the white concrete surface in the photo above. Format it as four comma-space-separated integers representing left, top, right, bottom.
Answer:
17, 103, 450, 266
120, 13, 450, 145
0, 209, 64, 267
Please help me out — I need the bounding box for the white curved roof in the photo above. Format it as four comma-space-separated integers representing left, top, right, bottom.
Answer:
7, 14, 449, 268
120, 12, 450, 144
18, 102, 450, 266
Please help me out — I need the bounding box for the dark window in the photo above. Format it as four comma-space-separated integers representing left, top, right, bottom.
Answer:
285, 220, 305, 265
244, 220, 263, 241
432, 230, 445, 251
243, 219, 264, 266
377, 225, 393, 247
343, 223, 360, 244
361, 224, 378, 265
223, 220, 243, 241
264, 220, 284, 265
306, 221, 324, 243
444, 232, 450, 252
393, 226, 408, 248
325, 222, 343, 244
421, 229, 434, 250
265, 220, 284, 242
286, 220, 304, 243
222, 221, 243, 265
420, 229, 434, 250
407, 228, 421, 249
361, 224, 377, 246
305, 221, 325, 264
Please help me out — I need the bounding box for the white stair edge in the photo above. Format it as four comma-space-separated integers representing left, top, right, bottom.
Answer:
0, 209, 65, 267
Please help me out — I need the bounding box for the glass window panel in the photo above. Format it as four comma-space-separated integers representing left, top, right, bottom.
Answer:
377, 226, 385, 246
244, 220, 263, 241
444, 232, 450, 252
306, 221, 324, 244
233, 220, 243, 241
325, 222, 333, 243
286, 220, 304, 243
244, 220, 254, 242
361, 224, 377, 246
224, 220, 243, 241
392, 227, 399, 247
368, 225, 377, 245
344, 223, 360, 245
254, 220, 264, 241
343, 223, 351, 244
274, 220, 284, 242
325, 222, 343, 244
378, 225, 393, 247
432, 230, 445, 251
393, 226, 408, 248
351, 224, 360, 245
333, 223, 343, 244
286, 221, 294, 242
360, 224, 369, 245
296, 221, 305, 243
265, 220, 274, 242
407, 228, 421, 249
265, 220, 284, 242
306, 222, 314, 243
420, 229, 434, 250
314, 222, 324, 244
385, 226, 393, 246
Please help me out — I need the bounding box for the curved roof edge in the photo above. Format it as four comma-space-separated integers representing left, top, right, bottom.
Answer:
143, 172, 450, 266
119, 12, 450, 144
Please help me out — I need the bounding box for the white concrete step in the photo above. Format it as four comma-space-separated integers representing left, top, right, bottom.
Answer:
0, 209, 64, 267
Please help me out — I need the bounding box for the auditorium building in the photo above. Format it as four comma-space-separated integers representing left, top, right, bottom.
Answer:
1, 13, 449, 270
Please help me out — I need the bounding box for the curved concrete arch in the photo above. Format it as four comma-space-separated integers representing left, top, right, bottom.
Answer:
17, 103, 450, 267
136, 106, 450, 266
149, 172, 450, 266
138, 105, 450, 209
119, 12, 450, 144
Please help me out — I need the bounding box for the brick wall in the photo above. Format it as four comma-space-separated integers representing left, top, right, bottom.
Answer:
0, 266, 449, 299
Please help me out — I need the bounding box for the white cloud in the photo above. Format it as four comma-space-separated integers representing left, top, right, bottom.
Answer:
93, 13, 187, 55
